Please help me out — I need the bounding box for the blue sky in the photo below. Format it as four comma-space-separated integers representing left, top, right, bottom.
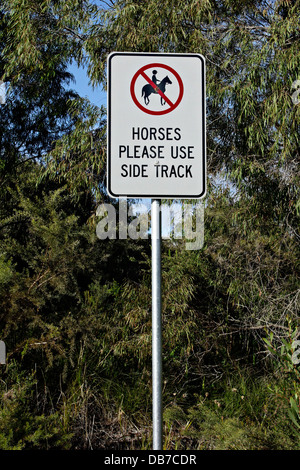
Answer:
68, 62, 106, 108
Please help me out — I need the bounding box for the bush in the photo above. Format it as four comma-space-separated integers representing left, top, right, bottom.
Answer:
0, 361, 72, 450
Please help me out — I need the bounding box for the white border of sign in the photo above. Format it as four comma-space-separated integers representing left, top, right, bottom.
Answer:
107, 52, 206, 199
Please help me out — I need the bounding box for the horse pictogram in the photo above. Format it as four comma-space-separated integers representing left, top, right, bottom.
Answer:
142, 73, 172, 106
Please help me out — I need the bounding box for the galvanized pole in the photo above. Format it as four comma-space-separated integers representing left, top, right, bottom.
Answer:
0, 341, 6, 365
151, 199, 162, 450
0, 80, 6, 105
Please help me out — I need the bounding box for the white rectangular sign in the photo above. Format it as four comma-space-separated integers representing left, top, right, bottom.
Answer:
107, 52, 206, 199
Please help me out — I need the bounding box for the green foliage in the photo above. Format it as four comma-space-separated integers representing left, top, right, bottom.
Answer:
163, 369, 300, 450
0, 0, 299, 450
0, 163, 100, 374
264, 325, 300, 430
0, 361, 72, 449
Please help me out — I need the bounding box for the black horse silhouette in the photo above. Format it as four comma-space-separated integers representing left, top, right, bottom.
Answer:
141, 75, 172, 106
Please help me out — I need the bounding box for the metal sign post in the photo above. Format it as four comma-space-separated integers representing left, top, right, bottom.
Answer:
0, 80, 6, 105
0, 341, 6, 364
107, 51, 206, 450
151, 199, 162, 449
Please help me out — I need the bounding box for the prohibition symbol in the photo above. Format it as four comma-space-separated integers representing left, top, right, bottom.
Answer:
130, 63, 184, 115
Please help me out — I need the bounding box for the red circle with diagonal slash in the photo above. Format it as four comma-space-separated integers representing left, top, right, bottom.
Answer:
130, 63, 184, 115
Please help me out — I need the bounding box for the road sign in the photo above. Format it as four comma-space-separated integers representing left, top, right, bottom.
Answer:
107, 52, 206, 199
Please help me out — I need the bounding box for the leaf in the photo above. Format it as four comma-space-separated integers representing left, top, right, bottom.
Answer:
290, 397, 299, 415
288, 408, 300, 429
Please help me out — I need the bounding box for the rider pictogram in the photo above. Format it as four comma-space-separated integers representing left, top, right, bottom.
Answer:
142, 71, 172, 106
130, 63, 184, 115
152, 70, 160, 88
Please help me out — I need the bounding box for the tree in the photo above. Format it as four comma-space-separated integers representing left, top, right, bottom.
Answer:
88, 0, 300, 213
0, 0, 299, 449
87, 0, 300, 336
1, 1, 106, 200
